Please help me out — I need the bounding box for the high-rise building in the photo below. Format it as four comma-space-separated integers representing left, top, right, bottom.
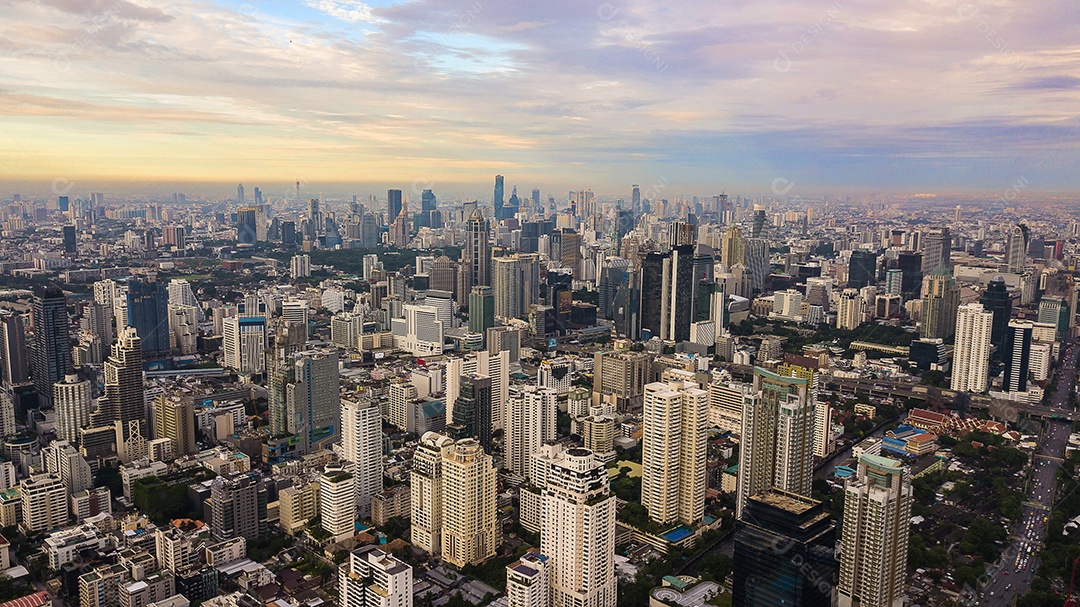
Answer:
920, 227, 951, 274
281, 299, 310, 334
751, 205, 767, 238
1003, 319, 1033, 394
836, 288, 863, 330
287, 350, 340, 451
31, 285, 72, 408
339, 546, 413, 607
592, 350, 651, 412
732, 490, 836, 607
896, 252, 923, 299
42, 440, 93, 494
464, 209, 491, 292
20, 473, 69, 533
440, 438, 498, 567
493, 175, 505, 218
493, 254, 541, 320
126, 278, 170, 356
639, 245, 694, 341
338, 399, 383, 519
210, 473, 268, 542
153, 395, 196, 458
411, 432, 454, 555
446, 350, 510, 433
838, 454, 911, 607
738, 367, 815, 518
291, 254, 312, 279
168, 304, 199, 355
0, 310, 28, 388
641, 380, 708, 526
505, 386, 557, 477
391, 304, 444, 357
97, 327, 145, 441
919, 269, 960, 340
848, 250, 878, 289
319, 462, 356, 542
236, 206, 258, 244
223, 316, 267, 375
387, 189, 403, 224
468, 286, 495, 337
980, 276, 1012, 360
1005, 224, 1029, 274
54, 374, 91, 444
884, 269, 903, 296
951, 303, 993, 393
506, 552, 548, 607
540, 448, 617, 607
450, 374, 493, 451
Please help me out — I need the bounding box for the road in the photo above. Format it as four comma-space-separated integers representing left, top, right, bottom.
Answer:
980, 341, 1078, 606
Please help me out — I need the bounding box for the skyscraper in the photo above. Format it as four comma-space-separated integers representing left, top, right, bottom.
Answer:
97, 327, 145, 441
468, 286, 495, 337
319, 462, 356, 542
126, 278, 170, 357
441, 438, 498, 567
0, 310, 29, 388
1005, 224, 1029, 274
919, 269, 959, 340
464, 209, 491, 291
493, 254, 541, 320
639, 245, 694, 341
979, 276, 1012, 360
31, 285, 72, 408
506, 552, 548, 607
210, 473, 268, 542
386, 189, 403, 224
287, 350, 340, 451
950, 303, 993, 393
236, 183, 244, 204
505, 386, 557, 478
493, 175, 505, 219
738, 367, 815, 518
450, 374, 493, 451
411, 432, 454, 556
446, 350, 510, 432
848, 250, 878, 289
153, 395, 196, 458
733, 490, 836, 607
53, 374, 91, 444
838, 454, 911, 607
592, 350, 651, 412
920, 227, 951, 274
1003, 319, 1033, 394
338, 399, 383, 519
222, 316, 267, 375
540, 448, 617, 607
641, 380, 708, 526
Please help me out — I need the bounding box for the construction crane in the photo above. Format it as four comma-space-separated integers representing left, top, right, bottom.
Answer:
1065, 555, 1080, 607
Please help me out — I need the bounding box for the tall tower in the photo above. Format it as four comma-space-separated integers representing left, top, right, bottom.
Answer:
468, 286, 495, 337
838, 454, 912, 607
919, 269, 960, 340
505, 386, 557, 477
339, 546, 413, 607
950, 303, 993, 393
98, 327, 144, 441
493, 254, 541, 320
1005, 224, 1029, 274
641, 380, 708, 526
411, 432, 454, 556
53, 374, 91, 444
0, 310, 29, 388
387, 189, 403, 224
450, 374, 493, 451
125, 278, 170, 357
31, 285, 72, 408
288, 350, 340, 451
237, 183, 244, 204
493, 175, 505, 218
1004, 320, 1033, 393
339, 399, 383, 519
319, 462, 356, 542
153, 395, 196, 458
540, 448, 617, 607
464, 209, 491, 291
738, 367, 815, 518
440, 438, 498, 568
920, 227, 951, 274
980, 276, 1012, 361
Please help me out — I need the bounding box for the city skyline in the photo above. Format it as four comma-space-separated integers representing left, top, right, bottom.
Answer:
1, 0, 1078, 194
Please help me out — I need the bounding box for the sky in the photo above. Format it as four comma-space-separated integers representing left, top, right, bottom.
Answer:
0, 0, 1078, 198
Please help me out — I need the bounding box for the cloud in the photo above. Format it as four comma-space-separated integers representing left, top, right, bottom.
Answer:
303, 0, 381, 24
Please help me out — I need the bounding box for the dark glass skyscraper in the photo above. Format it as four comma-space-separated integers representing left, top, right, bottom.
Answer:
979, 276, 1012, 360
468, 286, 495, 337
847, 250, 877, 289
897, 252, 923, 299
421, 189, 436, 211
733, 490, 837, 607
31, 285, 72, 408
450, 374, 493, 452
62, 225, 77, 255
387, 189, 403, 224
126, 278, 170, 357
1004, 320, 1032, 393
493, 175, 505, 218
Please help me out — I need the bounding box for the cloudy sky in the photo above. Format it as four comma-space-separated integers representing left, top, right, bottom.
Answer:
0, 0, 1077, 197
